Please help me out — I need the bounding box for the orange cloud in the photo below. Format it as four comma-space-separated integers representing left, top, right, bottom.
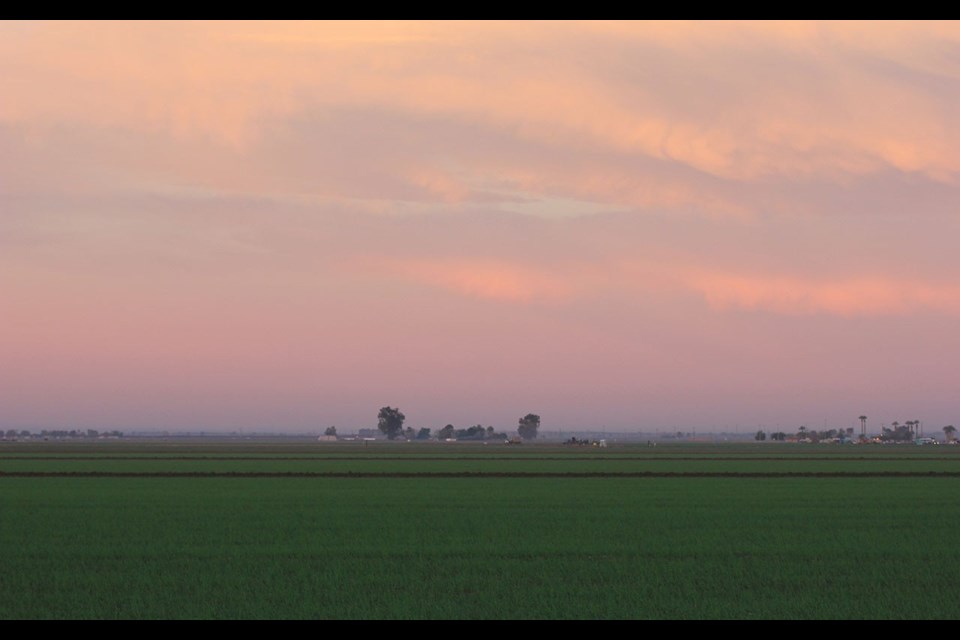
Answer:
403, 167, 472, 203
358, 257, 580, 303
684, 270, 960, 316
5, 20, 960, 214
0, 23, 954, 167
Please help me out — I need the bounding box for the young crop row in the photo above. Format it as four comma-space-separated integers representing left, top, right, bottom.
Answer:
2, 471, 959, 619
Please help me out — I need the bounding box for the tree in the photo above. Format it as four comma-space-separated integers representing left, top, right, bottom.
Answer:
377, 406, 406, 440
437, 424, 455, 440
754, 430, 766, 441
457, 424, 486, 440
416, 427, 431, 440
882, 421, 913, 443
518, 414, 540, 440
943, 425, 956, 443
324, 426, 337, 436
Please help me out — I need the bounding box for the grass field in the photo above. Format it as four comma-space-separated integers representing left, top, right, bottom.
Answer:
1, 439, 958, 619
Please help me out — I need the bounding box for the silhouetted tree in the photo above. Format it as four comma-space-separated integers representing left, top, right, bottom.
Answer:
943, 425, 957, 443
518, 414, 540, 440
754, 430, 766, 441
437, 424, 455, 440
881, 421, 913, 442
377, 406, 406, 440
416, 428, 431, 440
324, 426, 337, 436
457, 424, 487, 440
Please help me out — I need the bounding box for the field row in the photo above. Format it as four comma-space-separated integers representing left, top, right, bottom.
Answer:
2, 458, 960, 474
2, 475, 959, 619
4, 441, 960, 619
4, 470, 960, 478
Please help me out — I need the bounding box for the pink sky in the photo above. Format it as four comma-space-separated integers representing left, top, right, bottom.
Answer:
3, 20, 959, 434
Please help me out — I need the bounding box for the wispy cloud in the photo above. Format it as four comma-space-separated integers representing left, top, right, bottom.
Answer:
5, 21, 960, 430
684, 270, 960, 316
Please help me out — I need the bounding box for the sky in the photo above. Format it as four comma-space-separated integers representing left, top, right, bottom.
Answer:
3, 20, 960, 435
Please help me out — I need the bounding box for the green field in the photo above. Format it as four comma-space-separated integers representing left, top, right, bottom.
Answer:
1, 440, 959, 619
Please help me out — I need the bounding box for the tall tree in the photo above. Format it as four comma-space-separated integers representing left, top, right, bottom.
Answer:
437, 424, 455, 440
943, 425, 956, 443
518, 414, 540, 440
377, 406, 406, 440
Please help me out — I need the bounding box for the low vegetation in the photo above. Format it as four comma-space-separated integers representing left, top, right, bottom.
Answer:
1, 441, 958, 619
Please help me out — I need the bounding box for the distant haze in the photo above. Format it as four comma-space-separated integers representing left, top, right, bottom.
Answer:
2, 21, 959, 433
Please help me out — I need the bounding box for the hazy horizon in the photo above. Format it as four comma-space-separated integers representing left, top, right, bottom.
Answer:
4, 21, 960, 434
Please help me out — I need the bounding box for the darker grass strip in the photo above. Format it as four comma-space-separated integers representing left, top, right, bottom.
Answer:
3, 471, 960, 478
2, 455, 958, 462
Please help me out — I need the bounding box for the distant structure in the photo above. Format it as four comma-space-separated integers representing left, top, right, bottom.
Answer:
859, 415, 867, 438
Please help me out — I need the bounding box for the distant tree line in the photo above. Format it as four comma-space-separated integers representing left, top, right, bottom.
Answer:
752, 420, 960, 443
563, 437, 603, 447
755, 427, 856, 442
435, 424, 508, 441
372, 407, 535, 441
2, 429, 123, 439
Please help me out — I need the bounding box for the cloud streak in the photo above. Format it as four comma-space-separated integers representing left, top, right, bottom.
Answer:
684, 271, 960, 316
